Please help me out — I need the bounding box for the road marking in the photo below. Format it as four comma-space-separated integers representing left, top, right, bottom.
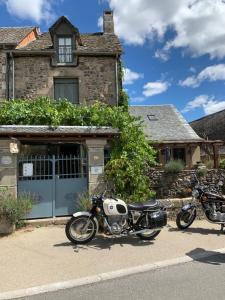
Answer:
1, 247, 225, 300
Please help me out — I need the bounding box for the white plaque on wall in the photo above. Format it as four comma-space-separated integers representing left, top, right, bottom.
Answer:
1, 156, 12, 165
23, 163, 33, 177
90, 166, 103, 175
10, 142, 19, 154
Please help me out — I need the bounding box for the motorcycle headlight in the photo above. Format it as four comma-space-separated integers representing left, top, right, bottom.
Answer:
192, 190, 199, 198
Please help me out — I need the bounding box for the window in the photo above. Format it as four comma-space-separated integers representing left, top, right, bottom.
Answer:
147, 114, 158, 121
58, 37, 73, 63
54, 78, 79, 104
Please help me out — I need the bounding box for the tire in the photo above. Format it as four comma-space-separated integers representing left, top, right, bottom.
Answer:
136, 215, 161, 241
65, 216, 97, 244
176, 209, 196, 230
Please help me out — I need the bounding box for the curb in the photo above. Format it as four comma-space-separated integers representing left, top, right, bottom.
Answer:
1, 247, 225, 300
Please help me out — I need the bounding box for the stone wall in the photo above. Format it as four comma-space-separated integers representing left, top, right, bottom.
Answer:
150, 169, 225, 198
14, 55, 118, 105
0, 50, 7, 101
0, 139, 18, 197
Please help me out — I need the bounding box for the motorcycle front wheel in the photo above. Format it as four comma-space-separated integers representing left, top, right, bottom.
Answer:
176, 209, 196, 230
136, 215, 161, 240
65, 216, 97, 244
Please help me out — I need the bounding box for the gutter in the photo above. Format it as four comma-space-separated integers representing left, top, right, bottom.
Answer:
8, 51, 15, 100
6, 49, 122, 57
115, 55, 119, 106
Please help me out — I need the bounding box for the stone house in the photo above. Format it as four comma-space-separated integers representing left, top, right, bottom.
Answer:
0, 11, 122, 219
129, 105, 203, 168
190, 110, 225, 165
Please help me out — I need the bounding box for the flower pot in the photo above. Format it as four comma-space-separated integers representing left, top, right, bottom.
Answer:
0, 216, 15, 235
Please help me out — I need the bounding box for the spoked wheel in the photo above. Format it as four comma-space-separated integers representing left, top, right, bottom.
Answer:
65, 216, 97, 244
136, 215, 161, 240
176, 209, 196, 230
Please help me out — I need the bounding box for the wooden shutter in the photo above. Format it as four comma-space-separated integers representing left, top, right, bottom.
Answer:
54, 78, 79, 104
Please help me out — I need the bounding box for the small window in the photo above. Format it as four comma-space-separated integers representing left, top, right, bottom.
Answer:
147, 114, 158, 121
58, 37, 73, 63
54, 78, 79, 104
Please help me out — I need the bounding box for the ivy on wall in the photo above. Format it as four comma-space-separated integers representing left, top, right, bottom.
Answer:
0, 98, 156, 202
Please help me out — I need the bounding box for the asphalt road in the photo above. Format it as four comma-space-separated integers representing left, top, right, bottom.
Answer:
18, 253, 225, 300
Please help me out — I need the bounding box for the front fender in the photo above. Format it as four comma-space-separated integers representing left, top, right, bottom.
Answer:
181, 203, 196, 212
72, 211, 99, 233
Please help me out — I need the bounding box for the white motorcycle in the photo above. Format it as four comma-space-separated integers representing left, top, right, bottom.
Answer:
65, 194, 168, 244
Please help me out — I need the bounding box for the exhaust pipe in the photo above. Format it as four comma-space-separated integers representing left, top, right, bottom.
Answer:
128, 227, 162, 235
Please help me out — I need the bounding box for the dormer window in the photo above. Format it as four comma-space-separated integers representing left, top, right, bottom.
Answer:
58, 36, 73, 63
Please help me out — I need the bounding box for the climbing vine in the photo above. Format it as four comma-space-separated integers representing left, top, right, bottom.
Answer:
0, 98, 156, 202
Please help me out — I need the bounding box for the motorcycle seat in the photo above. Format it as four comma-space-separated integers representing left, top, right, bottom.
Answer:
128, 199, 159, 211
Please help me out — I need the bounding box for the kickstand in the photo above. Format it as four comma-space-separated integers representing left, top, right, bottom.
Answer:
221, 224, 225, 233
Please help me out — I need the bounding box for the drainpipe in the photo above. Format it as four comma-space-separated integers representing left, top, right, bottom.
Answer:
10, 51, 15, 100
115, 55, 119, 106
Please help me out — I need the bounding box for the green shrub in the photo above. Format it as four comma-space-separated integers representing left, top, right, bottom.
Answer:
219, 159, 225, 169
164, 160, 184, 174
205, 160, 214, 169
196, 167, 207, 178
78, 192, 92, 211
0, 98, 156, 202
0, 189, 32, 226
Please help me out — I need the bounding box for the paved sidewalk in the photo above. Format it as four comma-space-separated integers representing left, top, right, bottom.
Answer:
0, 221, 224, 294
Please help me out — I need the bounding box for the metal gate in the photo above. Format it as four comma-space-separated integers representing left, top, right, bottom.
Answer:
18, 155, 87, 219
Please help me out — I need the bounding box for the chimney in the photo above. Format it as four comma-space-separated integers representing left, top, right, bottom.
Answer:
103, 11, 114, 34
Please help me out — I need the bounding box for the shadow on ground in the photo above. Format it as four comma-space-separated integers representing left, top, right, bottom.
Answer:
168, 226, 222, 236
54, 235, 154, 252
186, 248, 225, 265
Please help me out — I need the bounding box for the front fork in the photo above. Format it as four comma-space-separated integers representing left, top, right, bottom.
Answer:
181, 203, 197, 217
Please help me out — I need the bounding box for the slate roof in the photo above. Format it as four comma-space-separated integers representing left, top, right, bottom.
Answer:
129, 105, 203, 143
0, 27, 35, 45
16, 32, 122, 54
0, 125, 119, 136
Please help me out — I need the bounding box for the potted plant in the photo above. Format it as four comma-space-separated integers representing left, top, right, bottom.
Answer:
0, 188, 32, 235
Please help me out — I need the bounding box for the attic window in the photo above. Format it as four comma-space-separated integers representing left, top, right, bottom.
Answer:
147, 114, 158, 121
58, 36, 73, 63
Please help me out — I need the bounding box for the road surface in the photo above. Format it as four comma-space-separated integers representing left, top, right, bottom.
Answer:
18, 253, 225, 300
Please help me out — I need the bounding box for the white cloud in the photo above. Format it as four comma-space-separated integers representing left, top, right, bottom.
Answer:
103, 0, 225, 59
143, 81, 169, 97
123, 68, 143, 85
182, 94, 225, 115
179, 64, 225, 87
182, 95, 209, 112
1, 0, 58, 23
130, 96, 146, 103
154, 49, 169, 62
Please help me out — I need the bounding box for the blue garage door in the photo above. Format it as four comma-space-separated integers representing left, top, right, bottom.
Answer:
18, 155, 87, 219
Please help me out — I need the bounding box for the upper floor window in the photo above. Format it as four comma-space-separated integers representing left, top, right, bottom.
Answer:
58, 37, 73, 63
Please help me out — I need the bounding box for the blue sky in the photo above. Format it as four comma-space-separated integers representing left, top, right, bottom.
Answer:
1, 0, 225, 122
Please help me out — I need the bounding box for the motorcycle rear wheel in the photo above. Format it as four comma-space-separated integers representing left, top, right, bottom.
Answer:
136, 215, 161, 240
176, 209, 196, 230
65, 216, 97, 244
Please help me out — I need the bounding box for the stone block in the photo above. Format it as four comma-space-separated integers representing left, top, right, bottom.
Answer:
0, 168, 16, 186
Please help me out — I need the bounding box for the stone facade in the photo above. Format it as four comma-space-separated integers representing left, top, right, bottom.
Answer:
0, 139, 18, 197
13, 55, 117, 105
0, 51, 7, 100
150, 168, 225, 198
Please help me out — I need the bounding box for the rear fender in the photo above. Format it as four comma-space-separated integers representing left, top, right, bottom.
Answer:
72, 211, 99, 233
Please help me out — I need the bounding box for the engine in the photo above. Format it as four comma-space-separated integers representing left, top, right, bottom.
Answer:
106, 216, 128, 234
204, 201, 225, 222
103, 198, 128, 234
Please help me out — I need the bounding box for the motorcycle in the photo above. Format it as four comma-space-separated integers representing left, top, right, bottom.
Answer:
176, 174, 225, 232
65, 193, 168, 244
